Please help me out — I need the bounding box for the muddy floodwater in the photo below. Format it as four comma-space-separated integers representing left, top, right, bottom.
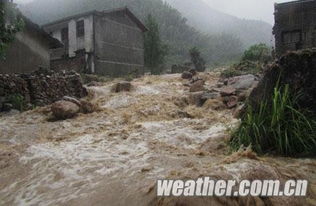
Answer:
0, 72, 315, 205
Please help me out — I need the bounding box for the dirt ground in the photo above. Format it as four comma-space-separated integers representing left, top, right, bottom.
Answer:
0, 72, 315, 206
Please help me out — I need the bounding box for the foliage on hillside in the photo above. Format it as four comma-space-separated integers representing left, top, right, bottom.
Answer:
221, 43, 272, 78
144, 15, 168, 74
165, 0, 273, 49
0, 1, 24, 59
19, 0, 244, 65
242, 43, 272, 63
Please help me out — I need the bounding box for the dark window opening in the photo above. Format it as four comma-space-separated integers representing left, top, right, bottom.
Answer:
61, 27, 69, 52
282, 30, 301, 44
61, 27, 68, 43
76, 20, 85, 37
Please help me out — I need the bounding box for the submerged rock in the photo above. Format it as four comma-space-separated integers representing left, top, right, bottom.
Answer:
181, 71, 192, 79
111, 81, 133, 93
188, 91, 205, 106
189, 80, 205, 92
80, 100, 96, 114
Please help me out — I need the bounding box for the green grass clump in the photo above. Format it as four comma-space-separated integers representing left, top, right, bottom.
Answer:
230, 85, 316, 156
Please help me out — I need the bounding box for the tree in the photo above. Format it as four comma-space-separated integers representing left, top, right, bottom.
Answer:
189, 47, 206, 72
0, 0, 24, 59
144, 14, 168, 74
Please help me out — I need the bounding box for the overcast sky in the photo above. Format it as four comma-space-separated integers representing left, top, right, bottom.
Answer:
16, 0, 296, 24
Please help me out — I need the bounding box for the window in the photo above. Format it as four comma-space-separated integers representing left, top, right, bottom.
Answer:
76, 20, 84, 37
282, 31, 301, 44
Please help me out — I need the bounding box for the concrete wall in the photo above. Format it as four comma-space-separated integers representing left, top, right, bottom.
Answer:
274, 1, 316, 56
94, 13, 145, 77
0, 29, 51, 74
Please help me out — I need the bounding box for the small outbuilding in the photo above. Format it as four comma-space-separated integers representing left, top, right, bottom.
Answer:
0, 10, 63, 74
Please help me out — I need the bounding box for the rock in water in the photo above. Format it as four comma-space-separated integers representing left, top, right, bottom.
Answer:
80, 100, 96, 114
51, 100, 80, 120
219, 87, 236, 97
181, 71, 193, 79
62, 96, 81, 107
189, 69, 197, 76
226, 74, 258, 90
111, 81, 133, 93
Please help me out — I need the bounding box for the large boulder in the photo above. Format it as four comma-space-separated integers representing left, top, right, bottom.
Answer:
226, 74, 258, 90
248, 50, 316, 113
51, 100, 80, 120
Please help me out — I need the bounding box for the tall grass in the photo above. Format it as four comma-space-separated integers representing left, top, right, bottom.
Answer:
230, 84, 316, 156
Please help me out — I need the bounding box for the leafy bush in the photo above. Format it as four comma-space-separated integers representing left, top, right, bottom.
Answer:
242, 43, 272, 63
0, 1, 24, 59
221, 44, 272, 78
230, 85, 316, 156
221, 61, 261, 78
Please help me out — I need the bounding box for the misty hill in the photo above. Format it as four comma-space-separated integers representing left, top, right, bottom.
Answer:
164, 0, 273, 48
19, 0, 245, 65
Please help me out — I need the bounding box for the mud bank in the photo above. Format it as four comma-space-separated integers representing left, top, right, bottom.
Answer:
0, 72, 315, 206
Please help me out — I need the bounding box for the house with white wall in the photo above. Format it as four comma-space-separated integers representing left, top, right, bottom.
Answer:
43, 7, 147, 77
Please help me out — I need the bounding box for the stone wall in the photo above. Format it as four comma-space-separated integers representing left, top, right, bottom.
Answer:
0, 69, 87, 111
51, 53, 86, 73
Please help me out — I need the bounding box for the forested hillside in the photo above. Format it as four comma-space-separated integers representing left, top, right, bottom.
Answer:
165, 0, 273, 48
19, 0, 244, 65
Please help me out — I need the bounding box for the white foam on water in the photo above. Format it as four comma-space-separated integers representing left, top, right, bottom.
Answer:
102, 95, 137, 109
139, 119, 230, 149
1, 134, 151, 205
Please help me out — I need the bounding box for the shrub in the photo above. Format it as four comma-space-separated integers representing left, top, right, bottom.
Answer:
230, 84, 316, 156
220, 69, 244, 78
242, 43, 272, 63
220, 61, 261, 78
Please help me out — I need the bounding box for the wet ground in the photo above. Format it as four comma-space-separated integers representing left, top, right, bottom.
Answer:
0, 72, 315, 206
